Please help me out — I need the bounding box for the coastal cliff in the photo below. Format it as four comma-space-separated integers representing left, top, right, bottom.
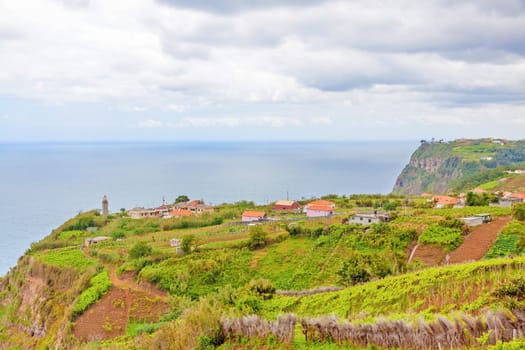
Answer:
393, 138, 525, 194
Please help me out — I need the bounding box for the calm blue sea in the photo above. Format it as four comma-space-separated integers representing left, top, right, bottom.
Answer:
0, 141, 416, 275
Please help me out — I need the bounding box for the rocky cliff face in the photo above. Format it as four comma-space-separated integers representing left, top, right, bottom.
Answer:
392, 142, 462, 194
393, 138, 525, 194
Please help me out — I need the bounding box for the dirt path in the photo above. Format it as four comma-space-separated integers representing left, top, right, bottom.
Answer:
448, 216, 511, 264
109, 267, 168, 300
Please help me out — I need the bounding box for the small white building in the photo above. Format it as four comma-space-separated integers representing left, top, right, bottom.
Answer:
350, 212, 390, 225
460, 217, 483, 227
461, 214, 491, 227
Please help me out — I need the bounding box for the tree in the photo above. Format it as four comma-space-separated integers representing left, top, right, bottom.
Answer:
248, 225, 267, 250
175, 195, 190, 203
129, 241, 152, 259
337, 253, 370, 286
181, 234, 197, 254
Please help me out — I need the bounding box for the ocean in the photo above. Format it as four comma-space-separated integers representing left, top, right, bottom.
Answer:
0, 141, 416, 275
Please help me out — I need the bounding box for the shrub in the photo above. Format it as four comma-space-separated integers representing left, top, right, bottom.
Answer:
246, 278, 276, 300
512, 203, 525, 221
236, 295, 262, 313
248, 226, 267, 250
182, 234, 197, 254
111, 231, 125, 240
337, 253, 371, 286
129, 241, 152, 259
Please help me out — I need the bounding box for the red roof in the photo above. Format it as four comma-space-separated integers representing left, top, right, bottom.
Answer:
433, 195, 458, 205
472, 188, 487, 194
511, 192, 525, 200
307, 200, 335, 209
242, 210, 266, 218
307, 204, 334, 212
170, 209, 193, 217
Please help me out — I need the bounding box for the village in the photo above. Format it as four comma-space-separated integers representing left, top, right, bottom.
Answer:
83, 186, 525, 252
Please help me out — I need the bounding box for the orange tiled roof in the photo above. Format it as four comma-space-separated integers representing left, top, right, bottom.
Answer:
433, 195, 458, 205
472, 188, 487, 194
511, 192, 525, 200
275, 200, 297, 206
308, 200, 335, 208
307, 204, 334, 211
242, 210, 266, 218
171, 209, 193, 217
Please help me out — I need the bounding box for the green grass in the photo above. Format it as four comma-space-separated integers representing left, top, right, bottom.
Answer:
126, 321, 164, 336
34, 247, 95, 270
485, 221, 525, 259
57, 230, 86, 241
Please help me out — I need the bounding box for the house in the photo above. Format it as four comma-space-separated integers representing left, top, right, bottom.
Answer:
350, 212, 390, 225
305, 200, 335, 218
84, 236, 111, 247
491, 192, 525, 208
432, 195, 460, 208
242, 210, 267, 223
173, 200, 214, 214
273, 200, 300, 211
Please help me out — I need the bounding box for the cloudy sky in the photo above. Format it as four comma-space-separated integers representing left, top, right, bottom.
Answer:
0, 0, 524, 142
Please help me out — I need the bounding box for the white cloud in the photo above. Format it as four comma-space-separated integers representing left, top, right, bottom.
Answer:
168, 116, 303, 128
310, 116, 333, 126
137, 119, 163, 128
0, 0, 524, 140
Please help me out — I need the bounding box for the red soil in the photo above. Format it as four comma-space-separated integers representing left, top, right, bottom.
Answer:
448, 216, 511, 264
410, 245, 447, 266
73, 269, 168, 342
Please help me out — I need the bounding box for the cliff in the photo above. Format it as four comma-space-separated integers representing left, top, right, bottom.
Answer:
393, 138, 525, 194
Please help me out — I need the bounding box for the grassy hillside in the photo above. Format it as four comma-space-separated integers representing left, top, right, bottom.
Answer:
1, 197, 525, 349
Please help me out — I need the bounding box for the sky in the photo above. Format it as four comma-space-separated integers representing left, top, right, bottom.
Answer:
0, 0, 524, 142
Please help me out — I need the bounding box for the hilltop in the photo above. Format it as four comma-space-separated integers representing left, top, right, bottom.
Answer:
392, 138, 525, 195
2, 194, 525, 349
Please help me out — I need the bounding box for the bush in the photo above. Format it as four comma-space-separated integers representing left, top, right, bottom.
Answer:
129, 241, 152, 259
337, 253, 371, 286
248, 226, 267, 250
111, 231, 125, 240
236, 295, 262, 313
182, 234, 197, 254
246, 278, 276, 300
512, 203, 525, 221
